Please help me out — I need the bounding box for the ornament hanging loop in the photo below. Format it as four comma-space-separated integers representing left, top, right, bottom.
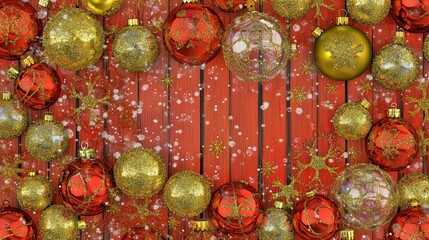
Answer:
338, 9, 348, 17
391, 102, 398, 109
81, 141, 89, 150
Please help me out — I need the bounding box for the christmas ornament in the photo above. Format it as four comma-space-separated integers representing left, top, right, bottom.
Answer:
17, 172, 53, 212
424, 34, 429, 62
256, 201, 294, 240
82, 0, 123, 15
366, 105, 419, 171
114, 147, 166, 199
185, 220, 219, 240
43, 8, 105, 70
391, 0, 429, 33
7, 55, 61, 110
121, 227, 164, 240
271, 0, 311, 20
223, 1, 292, 82
39, 205, 85, 240
0, 92, 28, 139
331, 163, 398, 229
0, 201, 36, 239
0, 0, 41, 60
333, 99, 372, 140
0, 154, 24, 190
163, 0, 224, 65
388, 202, 429, 239
292, 192, 339, 240
24, 114, 69, 162
372, 31, 419, 91
397, 173, 429, 210
211, 0, 245, 12
211, 181, 263, 236
312, 16, 372, 81
59, 145, 115, 216
340, 229, 354, 240
163, 171, 211, 217
113, 19, 159, 72
346, 0, 390, 25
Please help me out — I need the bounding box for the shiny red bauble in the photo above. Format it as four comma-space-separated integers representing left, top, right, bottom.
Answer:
0, 201, 36, 240
0, 0, 41, 60
121, 227, 164, 240
391, 0, 429, 33
292, 193, 340, 240
211, 0, 245, 12
388, 206, 429, 239
163, 3, 224, 65
59, 148, 115, 216
210, 181, 263, 236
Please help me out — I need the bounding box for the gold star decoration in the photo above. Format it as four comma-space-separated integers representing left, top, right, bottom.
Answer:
161, 74, 174, 88
260, 161, 277, 177
325, 83, 338, 94
0, 154, 23, 190
406, 83, 429, 124
347, 147, 360, 161
359, 78, 373, 94
300, 61, 313, 75
168, 217, 180, 230
418, 130, 429, 156
310, 0, 335, 22
209, 140, 224, 156
291, 87, 307, 103
272, 179, 298, 208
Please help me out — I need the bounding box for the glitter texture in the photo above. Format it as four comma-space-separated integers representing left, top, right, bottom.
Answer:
346, 0, 390, 25
0, 94, 28, 139
397, 173, 429, 210
257, 203, 294, 240
271, 0, 311, 20
39, 205, 80, 240
17, 174, 53, 211
406, 83, 429, 124
272, 180, 298, 208
333, 101, 372, 140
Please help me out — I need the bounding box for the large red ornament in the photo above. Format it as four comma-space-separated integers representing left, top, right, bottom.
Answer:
366, 106, 419, 171
121, 227, 164, 240
388, 205, 429, 239
391, 0, 429, 33
59, 146, 115, 216
0, 201, 36, 240
210, 181, 263, 236
292, 192, 339, 240
163, 0, 224, 65
0, 0, 41, 60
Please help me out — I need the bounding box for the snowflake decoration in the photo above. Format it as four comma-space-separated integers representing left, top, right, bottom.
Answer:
209, 140, 224, 156
359, 78, 373, 94
324, 33, 364, 71
168, 217, 180, 230
310, 0, 335, 22
325, 83, 338, 94
418, 130, 429, 156
260, 161, 277, 177
300, 61, 313, 75
0, 154, 24, 190
109, 198, 161, 227
347, 147, 360, 161
291, 87, 307, 103
223, 193, 256, 228
272, 179, 298, 208
406, 83, 429, 124
161, 74, 174, 88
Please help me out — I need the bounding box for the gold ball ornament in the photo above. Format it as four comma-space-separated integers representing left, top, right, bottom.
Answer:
372, 31, 419, 91
24, 114, 69, 162
271, 0, 311, 20
256, 201, 294, 240
43, 8, 105, 71
313, 17, 372, 81
422, 34, 429, 63
82, 0, 123, 15
17, 172, 53, 211
39, 205, 84, 240
346, 0, 390, 25
163, 171, 211, 217
114, 147, 166, 198
333, 99, 372, 140
113, 19, 159, 72
0, 92, 28, 139
397, 173, 429, 210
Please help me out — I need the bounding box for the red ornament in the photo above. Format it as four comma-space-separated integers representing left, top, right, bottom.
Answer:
0, 201, 36, 240
59, 146, 115, 216
292, 192, 339, 240
366, 107, 419, 171
210, 181, 263, 236
163, 2, 224, 65
0, 0, 41, 60
121, 227, 164, 240
388, 205, 429, 239
391, 0, 429, 33
211, 0, 245, 12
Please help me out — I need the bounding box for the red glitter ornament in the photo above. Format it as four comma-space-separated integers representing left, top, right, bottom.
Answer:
366, 106, 419, 171
388, 204, 429, 239
211, 0, 245, 12
292, 192, 339, 240
210, 181, 263, 236
0, 0, 41, 60
121, 227, 164, 240
0, 201, 36, 240
59, 145, 115, 216
391, 0, 429, 33
163, 0, 224, 65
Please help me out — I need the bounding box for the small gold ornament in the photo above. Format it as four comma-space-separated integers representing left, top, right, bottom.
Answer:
114, 147, 166, 198
17, 172, 53, 211
43, 8, 105, 70
39, 205, 85, 240
113, 19, 159, 72
24, 114, 69, 162
163, 171, 211, 217
333, 99, 372, 140
82, 0, 123, 15
372, 31, 419, 91
346, 0, 389, 25
424, 34, 429, 62
271, 0, 311, 20
397, 172, 429, 210
257, 201, 294, 240
0, 92, 28, 139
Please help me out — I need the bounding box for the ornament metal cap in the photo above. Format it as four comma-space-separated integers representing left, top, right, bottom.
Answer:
337, 16, 349, 25
44, 114, 54, 121
28, 171, 36, 177
274, 201, 285, 209
127, 18, 139, 26
360, 99, 371, 109
78, 148, 95, 160
393, 31, 406, 44
191, 220, 210, 231
38, 0, 50, 8
20, 55, 35, 69
77, 220, 87, 230
340, 229, 354, 240
312, 27, 324, 38
246, 0, 256, 11
306, 191, 315, 198
2, 92, 11, 100
182, 0, 198, 3
6, 67, 20, 80
387, 108, 401, 118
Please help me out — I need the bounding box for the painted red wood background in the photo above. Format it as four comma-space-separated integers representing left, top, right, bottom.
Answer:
0, 0, 428, 239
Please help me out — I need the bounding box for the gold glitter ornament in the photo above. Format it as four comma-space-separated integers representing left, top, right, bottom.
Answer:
313, 17, 372, 81
271, 0, 311, 20
39, 205, 85, 240
114, 147, 166, 198
346, 0, 390, 25
17, 172, 53, 211
424, 34, 429, 62
43, 8, 105, 71
24, 114, 69, 162
397, 172, 429, 210
333, 99, 372, 140
113, 19, 159, 72
372, 31, 419, 91
82, 0, 123, 15
256, 201, 295, 240
163, 171, 211, 217
0, 92, 28, 139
